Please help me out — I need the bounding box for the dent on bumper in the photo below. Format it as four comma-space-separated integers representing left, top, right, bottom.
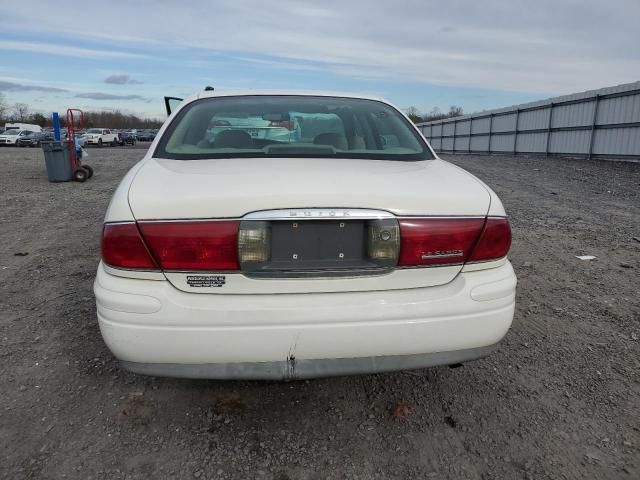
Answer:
120, 344, 497, 380
94, 261, 517, 378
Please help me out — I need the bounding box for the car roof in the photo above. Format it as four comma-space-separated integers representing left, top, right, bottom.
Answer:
194, 89, 387, 103
170, 90, 409, 122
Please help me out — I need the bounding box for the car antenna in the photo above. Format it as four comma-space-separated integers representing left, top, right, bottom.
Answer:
204, 86, 215, 91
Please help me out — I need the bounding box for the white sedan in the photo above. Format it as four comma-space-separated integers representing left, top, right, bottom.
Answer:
94, 91, 516, 379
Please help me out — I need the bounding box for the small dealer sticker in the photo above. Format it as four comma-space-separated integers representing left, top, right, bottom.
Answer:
186, 275, 226, 288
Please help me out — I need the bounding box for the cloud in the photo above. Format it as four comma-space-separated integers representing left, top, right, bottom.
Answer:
2, 1, 640, 94
0, 40, 150, 60
104, 74, 144, 85
76, 105, 164, 119
0, 80, 67, 92
75, 92, 148, 101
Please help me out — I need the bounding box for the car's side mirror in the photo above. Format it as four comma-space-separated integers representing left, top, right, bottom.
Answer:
164, 97, 184, 116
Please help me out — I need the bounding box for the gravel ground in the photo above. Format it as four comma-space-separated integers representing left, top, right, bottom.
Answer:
0, 145, 638, 480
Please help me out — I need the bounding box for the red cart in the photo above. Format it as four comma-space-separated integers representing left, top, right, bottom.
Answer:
66, 108, 93, 182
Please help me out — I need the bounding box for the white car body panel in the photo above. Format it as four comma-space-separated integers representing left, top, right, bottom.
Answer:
124, 157, 492, 294
127, 157, 490, 220
95, 260, 515, 378
163, 265, 464, 294
95, 90, 517, 379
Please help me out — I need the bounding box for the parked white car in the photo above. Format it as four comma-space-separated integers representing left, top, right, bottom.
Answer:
85, 128, 118, 147
95, 91, 516, 380
4, 123, 42, 132
0, 129, 38, 146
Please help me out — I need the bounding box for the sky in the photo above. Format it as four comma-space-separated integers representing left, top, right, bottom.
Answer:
1, 0, 639, 120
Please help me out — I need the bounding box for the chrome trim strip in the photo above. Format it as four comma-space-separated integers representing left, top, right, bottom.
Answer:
242, 267, 394, 279
135, 218, 239, 224
397, 262, 464, 269
162, 270, 240, 274
243, 208, 395, 221
421, 252, 464, 260
397, 215, 487, 219
103, 263, 161, 273
103, 220, 136, 225
107, 214, 505, 223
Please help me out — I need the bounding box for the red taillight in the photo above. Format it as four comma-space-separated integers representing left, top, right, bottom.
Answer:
102, 217, 510, 272
102, 223, 158, 270
138, 221, 240, 271
398, 218, 485, 267
468, 217, 512, 262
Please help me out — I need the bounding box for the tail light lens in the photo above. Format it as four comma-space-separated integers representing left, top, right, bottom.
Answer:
468, 217, 511, 262
102, 223, 158, 270
137, 221, 240, 271
367, 219, 400, 266
238, 221, 271, 263
102, 216, 510, 272
398, 218, 485, 267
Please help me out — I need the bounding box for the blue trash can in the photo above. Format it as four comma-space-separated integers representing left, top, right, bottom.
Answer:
41, 141, 73, 182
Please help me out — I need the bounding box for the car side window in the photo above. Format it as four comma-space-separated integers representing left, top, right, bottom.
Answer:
367, 111, 414, 150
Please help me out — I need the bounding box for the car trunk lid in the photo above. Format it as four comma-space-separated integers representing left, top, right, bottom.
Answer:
128, 157, 491, 293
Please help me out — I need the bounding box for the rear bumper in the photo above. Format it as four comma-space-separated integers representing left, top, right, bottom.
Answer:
94, 261, 517, 379
121, 344, 497, 380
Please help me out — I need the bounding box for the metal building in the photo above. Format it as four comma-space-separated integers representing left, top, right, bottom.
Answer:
417, 81, 640, 160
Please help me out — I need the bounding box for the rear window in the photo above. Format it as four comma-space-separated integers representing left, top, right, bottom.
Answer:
155, 96, 433, 161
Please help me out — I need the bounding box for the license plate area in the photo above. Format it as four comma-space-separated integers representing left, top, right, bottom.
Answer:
240, 219, 391, 277
273, 219, 366, 269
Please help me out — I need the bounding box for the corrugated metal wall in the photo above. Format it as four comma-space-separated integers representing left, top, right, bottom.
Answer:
417, 81, 640, 159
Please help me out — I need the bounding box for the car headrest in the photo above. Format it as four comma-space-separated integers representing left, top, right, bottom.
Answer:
313, 132, 348, 150
214, 130, 254, 149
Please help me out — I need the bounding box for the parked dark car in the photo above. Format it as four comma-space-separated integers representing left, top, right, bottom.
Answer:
135, 130, 148, 141
118, 131, 137, 146
16, 131, 53, 147
136, 129, 157, 142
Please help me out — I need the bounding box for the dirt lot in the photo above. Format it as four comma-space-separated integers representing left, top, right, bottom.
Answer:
1, 145, 638, 480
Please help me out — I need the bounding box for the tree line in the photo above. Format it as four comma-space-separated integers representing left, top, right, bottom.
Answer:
0, 94, 163, 129
404, 105, 464, 123
1, 93, 462, 129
